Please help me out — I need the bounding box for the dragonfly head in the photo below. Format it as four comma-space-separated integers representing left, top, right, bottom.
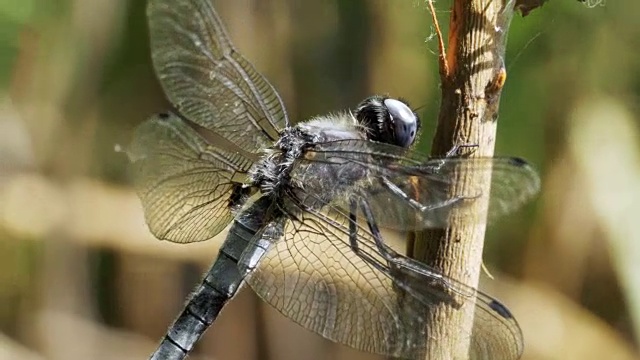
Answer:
355, 96, 420, 148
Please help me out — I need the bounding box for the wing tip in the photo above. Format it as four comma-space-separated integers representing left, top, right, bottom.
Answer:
508, 156, 542, 194
508, 157, 528, 168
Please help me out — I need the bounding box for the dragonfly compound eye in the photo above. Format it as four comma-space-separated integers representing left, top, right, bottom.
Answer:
355, 96, 419, 148
384, 98, 418, 148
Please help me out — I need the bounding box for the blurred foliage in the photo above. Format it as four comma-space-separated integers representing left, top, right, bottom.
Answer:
1, 0, 639, 359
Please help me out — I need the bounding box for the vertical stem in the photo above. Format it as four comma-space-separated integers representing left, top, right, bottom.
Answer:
409, 0, 515, 358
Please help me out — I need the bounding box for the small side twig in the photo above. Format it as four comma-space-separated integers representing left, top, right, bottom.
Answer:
426, 0, 449, 79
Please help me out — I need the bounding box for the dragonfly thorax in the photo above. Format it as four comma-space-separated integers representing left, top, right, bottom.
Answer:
250, 113, 367, 200
250, 97, 420, 204
250, 126, 313, 197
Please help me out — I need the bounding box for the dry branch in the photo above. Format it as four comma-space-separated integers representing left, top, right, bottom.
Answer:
410, 0, 517, 358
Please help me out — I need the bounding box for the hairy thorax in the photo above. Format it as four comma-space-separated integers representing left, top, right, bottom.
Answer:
250, 113, 369, 208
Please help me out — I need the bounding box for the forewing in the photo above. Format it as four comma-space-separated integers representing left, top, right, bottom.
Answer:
128, 113, 254, 243
298, 139, 540, 230
147, 0, 288, 153
241, 193, 523, 359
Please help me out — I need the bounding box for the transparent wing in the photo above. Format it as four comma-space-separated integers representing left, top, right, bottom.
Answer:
296, 139, 540, 230
242, 193, 523, 359
147, 0, 288, 153
128, 112, 255, 243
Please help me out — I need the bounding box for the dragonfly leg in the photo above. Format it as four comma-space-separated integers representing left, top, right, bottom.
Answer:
347, 197, 396, 275
348, 198, 359, 252
358, 199, 468, 306
358, 198, 474, 299
359, 198, 397, 259
444, 143, 478, 158
380, 176, 469, 213
423, 144, 479, 179
426, 144, 479, 175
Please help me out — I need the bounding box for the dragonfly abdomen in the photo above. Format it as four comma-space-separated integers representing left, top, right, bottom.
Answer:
149, 198, 274, 360
149, 248, 244, 359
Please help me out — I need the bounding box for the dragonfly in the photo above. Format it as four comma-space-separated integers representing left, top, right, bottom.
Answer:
129, 0, 540, 359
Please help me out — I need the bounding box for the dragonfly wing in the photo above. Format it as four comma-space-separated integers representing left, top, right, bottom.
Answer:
147, 0, 288, 153
240, 192, 523, 359
297, 139, 540, 230
128, 112, 254, 243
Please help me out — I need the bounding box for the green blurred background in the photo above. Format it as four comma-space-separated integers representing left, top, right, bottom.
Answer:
1, 0, 638, 359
